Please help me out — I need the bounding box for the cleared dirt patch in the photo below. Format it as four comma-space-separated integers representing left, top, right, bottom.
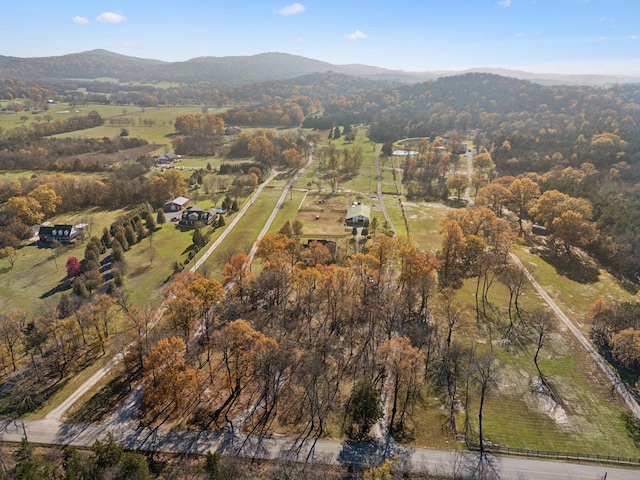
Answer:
294, 194, 352, 237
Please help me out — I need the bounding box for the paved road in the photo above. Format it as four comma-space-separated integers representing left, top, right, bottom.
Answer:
1, 418, 636, 480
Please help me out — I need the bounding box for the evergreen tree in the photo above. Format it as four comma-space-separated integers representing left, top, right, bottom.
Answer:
279, 220, 293, 237
345, 378, 383, 440
134, 218, 147, 241
112, 239, 125, 263
124, 224, 137, 247
156, 208, 166, 226
12, 437, 55, 480
204, 451, 221, 480
92, 432, 123, 471
101, 227, 113, 249
114, 227, 129, 251
192, 228, 205, 248
144, 212, 156, 234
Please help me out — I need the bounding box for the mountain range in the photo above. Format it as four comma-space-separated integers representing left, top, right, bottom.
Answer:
0, 49, 637, 87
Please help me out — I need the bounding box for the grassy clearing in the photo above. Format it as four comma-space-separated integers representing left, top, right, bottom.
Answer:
201, 188, 284, 280
513, 245, 635, 321
0, 208, 125, 315
402, 201, 450, 252
268, 189, 306, 234
471, 334, 640, 456
431, 252, 640, 455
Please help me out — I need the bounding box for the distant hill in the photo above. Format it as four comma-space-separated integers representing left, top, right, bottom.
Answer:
0, 50, 638, 87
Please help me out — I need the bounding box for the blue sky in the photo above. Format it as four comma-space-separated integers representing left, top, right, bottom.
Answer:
1, 1, 639, 74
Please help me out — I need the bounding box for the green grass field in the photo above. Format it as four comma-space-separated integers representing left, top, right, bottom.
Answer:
200, 187, 285, 280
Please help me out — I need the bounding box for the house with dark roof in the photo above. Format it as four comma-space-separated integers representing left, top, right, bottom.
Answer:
38, 224, 84, 246
177, 206, 216, 229
156, 153, 180, 164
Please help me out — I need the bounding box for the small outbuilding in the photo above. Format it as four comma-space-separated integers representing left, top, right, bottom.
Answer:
345, 203, 371, 227
163, 196, 190, 212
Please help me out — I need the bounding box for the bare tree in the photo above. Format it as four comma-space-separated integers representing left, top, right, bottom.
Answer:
528, 309, 555, 391
472, 351, 501, 459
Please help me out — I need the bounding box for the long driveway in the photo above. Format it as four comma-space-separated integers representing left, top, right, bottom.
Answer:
46, 170, 279, 422
373, 147, 396, 234
510, 252, 640, 421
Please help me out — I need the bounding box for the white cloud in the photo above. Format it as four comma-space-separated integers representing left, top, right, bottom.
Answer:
498, 0, 512, 7
600, 36, 608, 41
195, 39, 207, 45
346, 30, 367, 41
631, 35, 640, 40
73, 16, 89, 25
96, 12, 126, 24
514, 32, 525, 37
293, 37, 304, 43
274, 3, 306, 16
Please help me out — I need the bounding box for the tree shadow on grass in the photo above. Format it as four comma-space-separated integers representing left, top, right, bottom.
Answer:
129, 265, 151, 278
0, 374, 70, 417
540, 250, 599, 284
40, 278, 72, 299
67, 371, 134, 424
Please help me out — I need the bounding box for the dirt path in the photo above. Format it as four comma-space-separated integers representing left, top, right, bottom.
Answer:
374, 147, 396, 234
509, 252, 640, 421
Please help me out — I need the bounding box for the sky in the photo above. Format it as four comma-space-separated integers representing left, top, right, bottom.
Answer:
1, 0, 639, 75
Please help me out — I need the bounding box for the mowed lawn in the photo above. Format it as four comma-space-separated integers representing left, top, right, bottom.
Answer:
0, 206, 200, 316
0, 208, 125, 315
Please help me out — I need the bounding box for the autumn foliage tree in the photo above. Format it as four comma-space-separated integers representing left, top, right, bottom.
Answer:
143, 337, 199, 417
222, 252, 254, 301
164, 272, 225, 346
208, 319, 279, 425
65, 256, 82, 278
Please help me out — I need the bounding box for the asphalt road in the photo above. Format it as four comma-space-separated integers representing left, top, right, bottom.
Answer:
1, 418, 636, 480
